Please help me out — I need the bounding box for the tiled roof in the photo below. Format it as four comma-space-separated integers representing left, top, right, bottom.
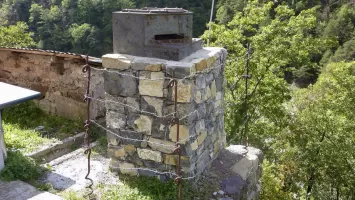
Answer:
0, 47, 102, 65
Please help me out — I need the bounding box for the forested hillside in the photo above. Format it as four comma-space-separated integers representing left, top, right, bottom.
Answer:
1, 0, 354, 199
204, 0, 355, 199
0, 0, 212, 56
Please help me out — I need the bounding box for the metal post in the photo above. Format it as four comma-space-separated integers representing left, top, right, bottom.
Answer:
0, 110, 5, 171
207, 0, 215, 46
169, 78, 182, 200
82, 55, 93, 195
243, 43, 251, 146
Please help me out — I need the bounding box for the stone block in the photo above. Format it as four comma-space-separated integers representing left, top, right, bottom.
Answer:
108, 146, 126, 159
169, 124, 189, 144
165, 103, 196, 123
196, 143, 205, 158
104, 70, 137, 97
215, 76, 224, 91
212, 65, 222, 79
196, 75, 206, 89
126, 97, 140, 113
139, 73, 165, 98
247, 146, 264, 162
194, 90, 203, 104
191, 140, 198, 151
102, 54, 132, 70
106, 111, 126, 129
211, 80, 217, 98
124, 144, 137, 156
205, 73, 214, 85
204, 86, 212, 101
166, 62, 195, 78
195, 119, 206, 134
137, 148, 162, 163
231, 153, 259, 181
151, 118, 169, 139
196, 103, 207, 120
195, 58, 208, 72
197, 131, 207, 146
115, 129, 144, 146
141, 96, 163, 116
171, 81, 193, 103
163, 154, 190, 166
196, 150, 210, 172
110, 159, 138, 176
126, 112, 140, 130
206, 56, 217, 69
133, 115, 152, 135
105, 93, 125, 112
148, 138, 175, 154
206, 101, 215, 115
204, 135, 213, 148
131, 57, 165, 71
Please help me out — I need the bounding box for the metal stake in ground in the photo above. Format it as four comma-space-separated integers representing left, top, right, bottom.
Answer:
82, 55, 94, 195
168, 78, 183, 200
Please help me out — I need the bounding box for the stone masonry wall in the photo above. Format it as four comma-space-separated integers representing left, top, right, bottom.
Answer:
102, 47, 227, 179
0, 49, 104, 120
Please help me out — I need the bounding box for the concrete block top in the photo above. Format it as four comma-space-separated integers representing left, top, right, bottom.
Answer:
102, 47, 227, 79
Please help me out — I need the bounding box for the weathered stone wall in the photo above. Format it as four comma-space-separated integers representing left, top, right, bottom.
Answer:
0, 49, 104, 120
102, 47, 227, 179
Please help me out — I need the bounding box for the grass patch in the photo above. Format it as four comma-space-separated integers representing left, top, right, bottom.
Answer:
0, 151, 48, 181
2, 101, 84, 153
61, 176, 204, 200
4, 124, 55, 153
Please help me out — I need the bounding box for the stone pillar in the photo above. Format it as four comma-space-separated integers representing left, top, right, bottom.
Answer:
102, 47, 227, 179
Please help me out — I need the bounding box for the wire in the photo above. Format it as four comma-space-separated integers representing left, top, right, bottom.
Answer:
91, 120, 176, 148
87, 96, 176, 119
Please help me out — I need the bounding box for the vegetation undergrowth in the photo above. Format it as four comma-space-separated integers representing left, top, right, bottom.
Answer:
0, 151, 47, 181
2, 101, 83, 153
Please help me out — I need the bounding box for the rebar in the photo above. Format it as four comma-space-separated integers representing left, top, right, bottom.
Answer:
83, 55, 93, 195
168, 77, 182, 200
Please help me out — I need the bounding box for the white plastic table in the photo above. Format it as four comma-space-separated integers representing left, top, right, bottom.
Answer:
0, 82, 41, 171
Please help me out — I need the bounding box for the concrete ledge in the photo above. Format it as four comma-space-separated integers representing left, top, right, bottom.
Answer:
27, 132, 86, 163
0, 180, 62, 200
196, 145, 263, 200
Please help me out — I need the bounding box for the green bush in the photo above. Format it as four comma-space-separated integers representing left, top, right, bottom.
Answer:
0, 151, 46, 181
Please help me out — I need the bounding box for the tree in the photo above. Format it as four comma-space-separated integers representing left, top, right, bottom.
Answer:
0, 22, 35, 47
331, 39, 355, 62
323, 4, 355, 45
202, 1, 331, 147
287, 62, 355, 199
